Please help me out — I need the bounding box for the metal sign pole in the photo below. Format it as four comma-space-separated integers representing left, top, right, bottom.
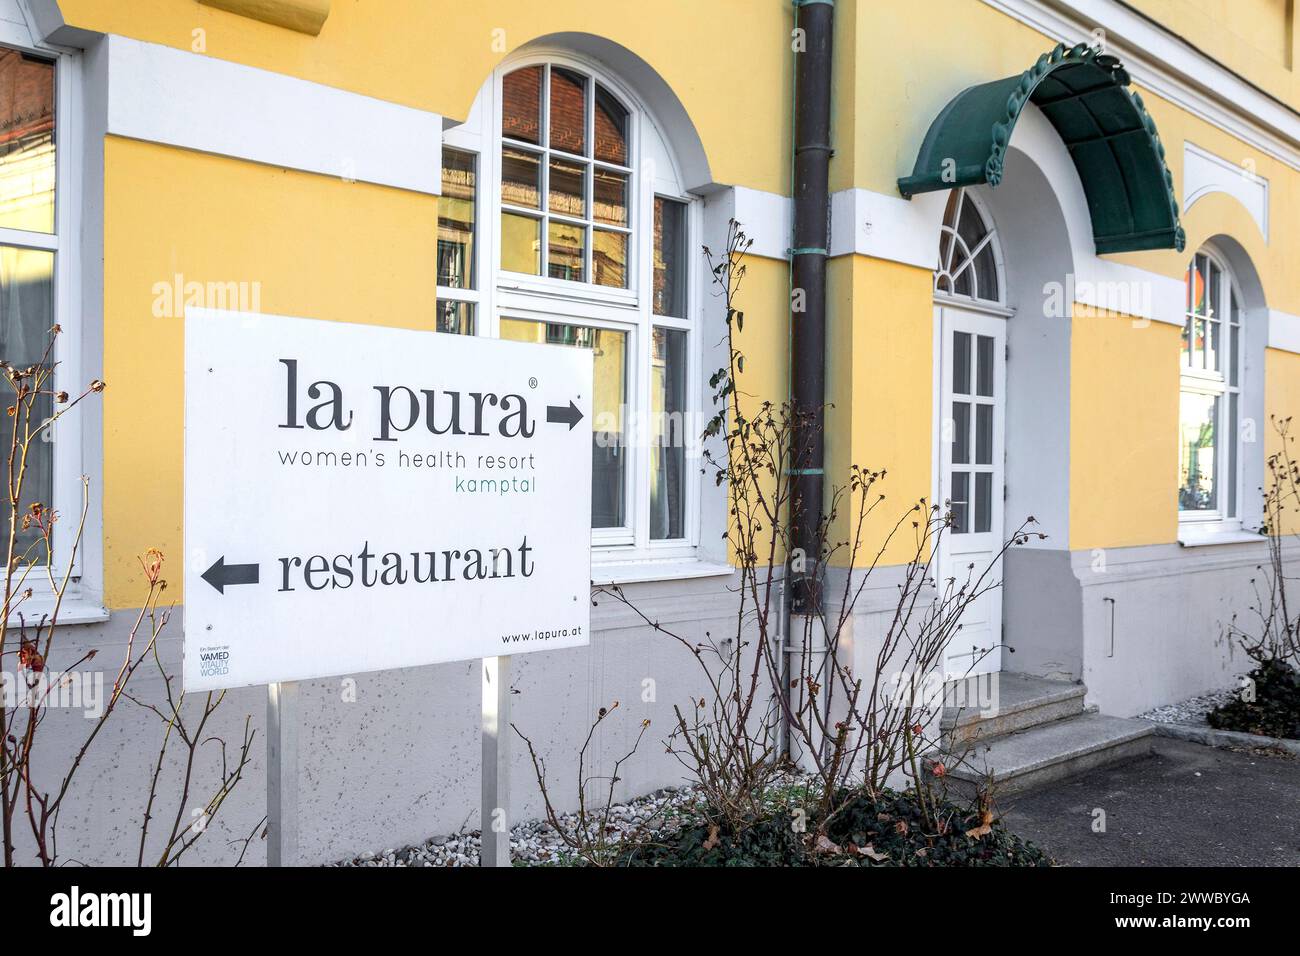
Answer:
480, 655, 512, 867
267, 680, 299, 867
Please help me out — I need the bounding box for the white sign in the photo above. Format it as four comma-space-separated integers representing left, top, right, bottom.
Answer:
183, 309, 593, 691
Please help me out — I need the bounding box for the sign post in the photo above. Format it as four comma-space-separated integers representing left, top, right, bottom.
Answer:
480, 655, 511, 867
183, 308, 592, 867
266, 680, 298, 867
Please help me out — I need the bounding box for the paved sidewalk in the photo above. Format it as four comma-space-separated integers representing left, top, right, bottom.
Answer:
1000, 737, 1300, 866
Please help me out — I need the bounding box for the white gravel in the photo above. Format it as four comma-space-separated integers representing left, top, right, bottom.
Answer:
1138, 688, 1238, 726
330, 783, 709, 867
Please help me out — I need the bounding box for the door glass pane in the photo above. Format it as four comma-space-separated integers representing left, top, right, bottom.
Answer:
651, 327, 687, 540
594, 84, 629, 165
501, 147, 541, 209
549, 67, 587, 155
975, 472, 992, 533
950, 472, 969, 534
952, 330, 971, 394
435, 299, 475, 335
500, 212, 541, 275
499, 319, 627, 529
976, 334, 994, 397
547, 219, 585, 282
501, 65, 542, 144
593, 168, 628, 226
593, 229, 628, 288
1178, 390, 1219, 511
548, 157, 586, 218
653, 197, 687, 318
951, 401, 970, 465
975, 403, 992, 465
437, 149, 476, 290
0, 50, 54, 234
0, 245, 54, 558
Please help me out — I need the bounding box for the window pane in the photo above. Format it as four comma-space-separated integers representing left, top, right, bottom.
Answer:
950, 472, 969, 534
502, 65, 541, 145
593, 168, 628, 226
653, 197, 687, 317
651, 327, 687, 540
594, 84, 629, 165
975, 472, 992, 533
0, 245, 54, 558
975, 403, 992, 465
435, 299, 475, 335
976, 335, 994, 397
548, 157, 586, 218
1229, 324, 1239, 387
1191, 318, 1206, 370
951, 401, 970, 465
547, 219, 585, 282
500, 211, 541, 275
499, 319, 627, 528
549, 67, 587, 155
952, 331, 971, 394
1178, 390, 1219, 512
1206, 316, 1220, 372
1207, 260, 1220, 320
1192, 255, 1208, 315
501, 147, 540, 209
0, 50, 54, 234
437, 149, 476, 290
593, 229, 628, 288
1228, 391, 1239, 519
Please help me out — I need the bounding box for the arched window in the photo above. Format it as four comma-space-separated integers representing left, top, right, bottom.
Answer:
435, 54, 699, 562
934, 188, 1001, 305
1179, 249, 1243, 524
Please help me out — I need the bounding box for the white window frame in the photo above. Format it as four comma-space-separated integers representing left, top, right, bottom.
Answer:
1178, 247, 1243, 531
437, 50, 705, 569
0, 13, 88, 615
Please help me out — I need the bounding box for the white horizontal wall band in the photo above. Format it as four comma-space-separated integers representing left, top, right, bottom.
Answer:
1183, 142, 1270, 241
829, 187, 942, 270
104, 35, 442, 194
730, 186, 792, 261
984, 0, 1300, 172
1268, 309, 1300, 354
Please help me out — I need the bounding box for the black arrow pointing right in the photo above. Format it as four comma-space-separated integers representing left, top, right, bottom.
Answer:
546, 400, 584, 431
201, 556, 260, 595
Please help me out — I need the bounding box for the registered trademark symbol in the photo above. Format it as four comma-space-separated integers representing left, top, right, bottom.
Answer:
528, 377, 538, 389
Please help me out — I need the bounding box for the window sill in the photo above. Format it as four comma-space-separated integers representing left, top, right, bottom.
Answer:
6, 598, 110, 627
1177, 527, 1264, 548
591, 559, 734, 586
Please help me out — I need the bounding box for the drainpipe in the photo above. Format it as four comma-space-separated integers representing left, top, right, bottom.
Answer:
783, 0, 833, 762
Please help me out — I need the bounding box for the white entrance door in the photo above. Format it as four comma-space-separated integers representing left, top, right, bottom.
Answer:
935, 305, 1006, 678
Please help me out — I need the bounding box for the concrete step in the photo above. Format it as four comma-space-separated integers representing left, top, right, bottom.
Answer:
942, 672, 1086, 746
939, 712, 1155, 798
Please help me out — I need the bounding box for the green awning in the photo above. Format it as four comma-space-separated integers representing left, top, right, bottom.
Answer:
898, 43, 1185, 255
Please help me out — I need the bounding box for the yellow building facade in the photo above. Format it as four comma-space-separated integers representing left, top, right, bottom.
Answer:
4, 0, 1299, 861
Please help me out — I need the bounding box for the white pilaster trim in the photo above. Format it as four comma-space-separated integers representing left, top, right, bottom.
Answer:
103, 35, 442, 194
1268, 309, 1300, 354
983, 0, 1300, 172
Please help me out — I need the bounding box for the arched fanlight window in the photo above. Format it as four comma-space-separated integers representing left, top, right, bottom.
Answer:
934, 188, 1001, 304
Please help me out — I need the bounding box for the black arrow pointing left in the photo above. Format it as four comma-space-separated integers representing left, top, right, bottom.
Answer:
202, 556, 260, 595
